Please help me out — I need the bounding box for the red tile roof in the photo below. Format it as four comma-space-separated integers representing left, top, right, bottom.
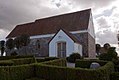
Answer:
49, 29, 81, 44
62, 29, 81, 44
6, 9, 91, 38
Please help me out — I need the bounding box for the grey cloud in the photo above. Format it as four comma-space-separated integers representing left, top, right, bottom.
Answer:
94, 6, 116, 18
0, 0, 71, 31
96, 29, 117, 44
68, 0, 117, 10
0, 0, 118, 47
96, 16, 111, 29
0, 0, 41, 30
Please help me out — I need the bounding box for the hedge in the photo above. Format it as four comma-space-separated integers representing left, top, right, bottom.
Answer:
110, 72, 119, 80
0, 57, 58, 66
35, 59, 67, 80
36, 57, 59, 63
115, 65, 119, 72
0, 58, 35, 66
67, 67, 99, 80
68, 61, 114, 80
12, 58, 35, 65
41, 59, 66, 67
0, 64, 35, 80
44, 57, 59, 61
75, 59, 107, 68
35, 64, 67, 80
0, 55, 34, 60
26, 77, 45, 80
36, 58, 45, 63
0, 58, 115, 80
35, 59, 114, 80
0, 60, 14, 66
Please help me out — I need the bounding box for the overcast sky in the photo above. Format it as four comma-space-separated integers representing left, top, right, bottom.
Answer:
0, 0, 119, 51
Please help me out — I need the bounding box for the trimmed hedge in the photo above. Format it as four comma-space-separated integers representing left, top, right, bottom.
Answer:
44, 57, 59, 61
35, 64, 67, 80
75, 59, 107, 68
0, 55, 34, 60
0, 64, 35, 80
67, 67, 98, 80
35, 59, 114, 80
12, 58, 35, 65
0, 58, 115, 80
0, 57, 58, 66
36, 59, 45, 63
0, 58, 35, 66
110, 72, 119, 80
36, 57, 59, 63
26, 77, 45, 80
41, 59, 66, 67
35, 59, 67, 80
115, 65, 119, 72
68, 62, 114, 80
0, 60, 14, 66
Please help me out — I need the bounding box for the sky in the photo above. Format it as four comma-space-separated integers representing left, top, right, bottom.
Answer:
0, 0, 119, 52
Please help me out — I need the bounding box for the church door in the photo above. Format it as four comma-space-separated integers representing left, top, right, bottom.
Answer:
57, 42, 66, 58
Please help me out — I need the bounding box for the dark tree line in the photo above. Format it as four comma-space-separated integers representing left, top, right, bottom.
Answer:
0, 34, 30, 56
96, 43, 111, 56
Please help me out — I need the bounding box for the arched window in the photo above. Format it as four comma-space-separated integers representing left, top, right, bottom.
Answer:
36, 40, 40, 49
57, 41, 66, 58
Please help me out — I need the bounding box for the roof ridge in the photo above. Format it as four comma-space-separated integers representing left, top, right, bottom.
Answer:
6, 8, 91, 38
35, 8, 91, 22
61, 29, 81, 44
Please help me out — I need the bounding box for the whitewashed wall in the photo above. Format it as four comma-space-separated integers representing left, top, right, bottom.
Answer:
74, 43, 82, 56
49, 30, 75, 57
88, 13, 95, 38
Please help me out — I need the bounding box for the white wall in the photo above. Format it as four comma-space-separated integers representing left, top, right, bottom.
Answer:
49, 30, 74, 57
74, 43, 82, 56
88, 13, 95, 38
30, 34, 55, 39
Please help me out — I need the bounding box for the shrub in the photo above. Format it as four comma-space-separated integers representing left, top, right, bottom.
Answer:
0, 56, 34, 60
0, 66, 10, 80
35, 64, 67, 80
35, 60, 114, 80
0, 64, 35, 80
11, 51, 18, 56
68, 61, 114, 80
12, 58, 35, 65
25, 77, 45, 80
67, 67, 98, 80
41, 59, 66, 67
0, 58, 35, 66
0, 58, 115, 80
44, 57, 59, 61
36, 59, 45, 63
75, 59, 107, 68
110, 72, 119, 80
0, 60, 14, 66
99, 47, 118, 61
36, 57, 59, 63
67, 53, 82, 63
9, 64, 35, 80
114, 65, 119, 72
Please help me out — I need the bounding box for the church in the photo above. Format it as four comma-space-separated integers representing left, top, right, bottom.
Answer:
6, 9, 96, 58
